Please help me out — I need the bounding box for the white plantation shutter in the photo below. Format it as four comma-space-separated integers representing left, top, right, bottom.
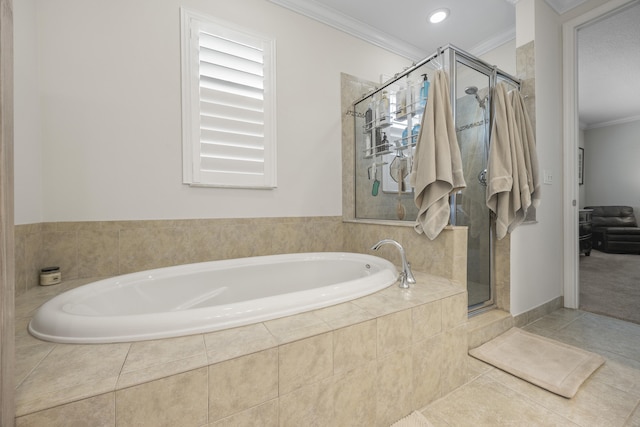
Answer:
181, 9, 277, 188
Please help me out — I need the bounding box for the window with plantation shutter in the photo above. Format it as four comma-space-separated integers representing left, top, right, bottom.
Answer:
181, 9, 277, 188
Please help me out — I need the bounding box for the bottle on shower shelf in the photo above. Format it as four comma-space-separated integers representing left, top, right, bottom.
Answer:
365, 132, 373, 157
381, 132, 389, 152
419, 74, 430, 110
402, 127, 409, 146
377, 91, 390, 128
411, 124, 420, 145
364, 102, 373, 132
396, 87, 408, 121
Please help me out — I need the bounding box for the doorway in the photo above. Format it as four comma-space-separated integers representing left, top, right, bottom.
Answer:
562, 0, 639, 309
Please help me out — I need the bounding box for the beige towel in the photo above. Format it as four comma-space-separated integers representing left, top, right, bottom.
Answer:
510, 89, 541, 209
410, 70, 466, 239
486, 83, 530, 239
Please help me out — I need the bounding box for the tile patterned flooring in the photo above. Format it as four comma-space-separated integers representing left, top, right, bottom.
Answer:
420, 309, 640, 426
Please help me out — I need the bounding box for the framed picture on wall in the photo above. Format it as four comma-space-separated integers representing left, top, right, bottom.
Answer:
578, 147, 584, 185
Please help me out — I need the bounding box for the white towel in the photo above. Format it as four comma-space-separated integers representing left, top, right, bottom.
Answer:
410, 70, 466, 240
510, 89, 541, 209
486, 83, 530, 239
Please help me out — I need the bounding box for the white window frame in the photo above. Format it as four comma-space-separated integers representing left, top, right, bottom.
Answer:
180, 8, 277, 188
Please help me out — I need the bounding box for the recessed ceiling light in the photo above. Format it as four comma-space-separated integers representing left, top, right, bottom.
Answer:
428, 8, 449, 24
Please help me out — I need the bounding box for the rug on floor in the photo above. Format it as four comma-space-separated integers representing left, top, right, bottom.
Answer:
469, 327, 605, 398
390, 411, 434, 427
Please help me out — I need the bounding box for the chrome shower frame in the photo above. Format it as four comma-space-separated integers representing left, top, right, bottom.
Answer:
352, 44, 522, 314
447, 46, 522, 314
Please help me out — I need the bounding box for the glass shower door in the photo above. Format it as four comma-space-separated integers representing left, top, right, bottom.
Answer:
453, 59, 493, 311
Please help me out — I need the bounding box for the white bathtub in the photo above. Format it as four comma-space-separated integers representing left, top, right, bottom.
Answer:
28, 252, 398, 344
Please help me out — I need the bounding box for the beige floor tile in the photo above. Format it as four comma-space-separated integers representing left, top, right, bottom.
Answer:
426, 374, 580, 426
591, 359, 640, 398
548, 313, 640, 363
465, 355, 493, 382
488, 365, 640, 427
526, 308, 584, 331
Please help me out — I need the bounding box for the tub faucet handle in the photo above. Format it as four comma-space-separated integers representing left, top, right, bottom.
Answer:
405, 262, 416, 284
398, 271, 410, 289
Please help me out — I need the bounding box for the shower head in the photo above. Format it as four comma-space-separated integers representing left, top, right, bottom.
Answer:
465, 86, 486, 109
464, 86, 478, 95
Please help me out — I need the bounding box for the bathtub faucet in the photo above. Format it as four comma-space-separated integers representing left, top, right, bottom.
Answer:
371, 239, 416, 289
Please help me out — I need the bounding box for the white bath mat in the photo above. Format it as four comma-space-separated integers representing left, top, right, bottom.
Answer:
469, 327, 605, 398
390, 411, 434, 427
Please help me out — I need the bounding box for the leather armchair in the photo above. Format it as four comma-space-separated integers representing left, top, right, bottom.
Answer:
585, 206, 640, 254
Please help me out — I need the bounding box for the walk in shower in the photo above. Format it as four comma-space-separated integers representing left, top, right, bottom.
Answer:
352, 45, 521, 313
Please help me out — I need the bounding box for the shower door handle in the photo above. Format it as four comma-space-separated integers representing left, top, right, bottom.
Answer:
478, 169, 487, 186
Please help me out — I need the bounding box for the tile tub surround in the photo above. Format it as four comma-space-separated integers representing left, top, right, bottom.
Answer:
15, 269, 467, 426
14, 216, 469, 301
13, 217, 346, 296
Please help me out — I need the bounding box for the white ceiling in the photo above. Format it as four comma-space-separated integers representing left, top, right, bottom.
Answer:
269, 0, 640, 128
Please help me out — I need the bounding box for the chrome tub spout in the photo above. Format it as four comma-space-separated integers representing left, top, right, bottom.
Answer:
371, 239, 416, 288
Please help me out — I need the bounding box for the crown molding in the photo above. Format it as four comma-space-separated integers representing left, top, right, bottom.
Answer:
584, 114, 640, 130
269, 0, 516, 61
544, 0, 588, 15
468, 27, 516, 56
267, 0, 427, 61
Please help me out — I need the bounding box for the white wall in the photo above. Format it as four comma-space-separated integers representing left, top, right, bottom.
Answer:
14, 0, 42, 224
480, 39, 517, 76
510, 0, 565, 315
584, 120, 640, 214
14, 0, 410, 224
